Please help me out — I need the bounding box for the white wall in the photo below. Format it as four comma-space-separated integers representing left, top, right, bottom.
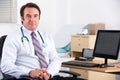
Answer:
0, 0, 120, 47
68, 0, 120, 29
55, 0, 120, 47
0, 23, 18, 37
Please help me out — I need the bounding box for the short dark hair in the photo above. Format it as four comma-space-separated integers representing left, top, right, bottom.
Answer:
20, 2, 41, 17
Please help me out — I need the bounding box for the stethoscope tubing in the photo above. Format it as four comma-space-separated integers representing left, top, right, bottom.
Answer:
20, 27, 47, 48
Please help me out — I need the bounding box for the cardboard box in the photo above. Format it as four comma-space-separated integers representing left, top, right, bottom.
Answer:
88, 23, 105, 35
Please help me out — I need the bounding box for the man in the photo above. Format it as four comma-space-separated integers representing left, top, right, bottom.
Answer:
1, 2, 61, 80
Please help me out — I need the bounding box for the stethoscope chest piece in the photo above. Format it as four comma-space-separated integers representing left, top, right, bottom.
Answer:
42, 43, 47, 48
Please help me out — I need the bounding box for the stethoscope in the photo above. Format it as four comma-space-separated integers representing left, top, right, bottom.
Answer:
21, 27, 47, 49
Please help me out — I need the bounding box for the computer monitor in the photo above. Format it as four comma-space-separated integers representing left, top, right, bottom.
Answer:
93, 30, 120, 67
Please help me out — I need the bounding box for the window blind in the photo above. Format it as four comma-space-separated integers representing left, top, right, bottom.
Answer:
0, 0, 17, 23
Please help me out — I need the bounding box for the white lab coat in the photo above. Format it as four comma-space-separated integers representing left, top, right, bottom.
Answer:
1, 26, 61, 78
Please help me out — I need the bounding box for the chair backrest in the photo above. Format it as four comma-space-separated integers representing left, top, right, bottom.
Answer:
0, 35, 7, 61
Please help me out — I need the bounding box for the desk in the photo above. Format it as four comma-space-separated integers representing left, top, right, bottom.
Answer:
62, 58, 120, 80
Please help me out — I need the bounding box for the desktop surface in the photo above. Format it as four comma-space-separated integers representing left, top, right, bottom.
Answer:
62, 58, 120, 73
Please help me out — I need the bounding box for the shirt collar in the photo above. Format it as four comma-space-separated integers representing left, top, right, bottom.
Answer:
22, 26, 38, 35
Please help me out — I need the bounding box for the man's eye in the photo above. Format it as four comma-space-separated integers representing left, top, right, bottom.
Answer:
34, 14, 38, 18
26, 14, 31, 18
27, 15, 31, 18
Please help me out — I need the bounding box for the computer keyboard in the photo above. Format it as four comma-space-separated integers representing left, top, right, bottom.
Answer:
62, 61, 99, 67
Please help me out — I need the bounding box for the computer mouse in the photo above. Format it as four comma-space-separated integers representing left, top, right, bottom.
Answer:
99, 64, 107, 68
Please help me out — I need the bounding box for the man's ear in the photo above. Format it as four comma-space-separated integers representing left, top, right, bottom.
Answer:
21, 16, 24, 24
21, 16, 24, 21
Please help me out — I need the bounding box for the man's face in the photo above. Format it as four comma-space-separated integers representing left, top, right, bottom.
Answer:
21, 7, 40, 31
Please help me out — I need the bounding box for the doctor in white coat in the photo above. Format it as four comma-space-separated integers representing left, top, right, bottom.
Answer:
1, 2, 61, 80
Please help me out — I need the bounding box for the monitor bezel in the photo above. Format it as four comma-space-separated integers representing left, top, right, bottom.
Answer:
93, 30, 120, 60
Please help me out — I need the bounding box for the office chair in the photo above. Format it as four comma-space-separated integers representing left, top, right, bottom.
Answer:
0, 35, 85, 80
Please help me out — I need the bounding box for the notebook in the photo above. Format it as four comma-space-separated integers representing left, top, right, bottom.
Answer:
82, 48, 94, 59
75, 48, 94, 61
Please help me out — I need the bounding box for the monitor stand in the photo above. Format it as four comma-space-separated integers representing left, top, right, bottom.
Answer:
99, 58, 114, 68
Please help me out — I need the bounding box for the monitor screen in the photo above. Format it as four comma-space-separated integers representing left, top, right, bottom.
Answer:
93, 30, 120, 61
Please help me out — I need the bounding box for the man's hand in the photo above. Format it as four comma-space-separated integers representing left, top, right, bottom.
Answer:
41, 68, 51, 80
29, 68, 51, 80
29, 68, 44, 79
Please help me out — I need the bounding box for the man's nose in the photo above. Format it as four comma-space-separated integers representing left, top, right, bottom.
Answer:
30, 17, 35, 21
